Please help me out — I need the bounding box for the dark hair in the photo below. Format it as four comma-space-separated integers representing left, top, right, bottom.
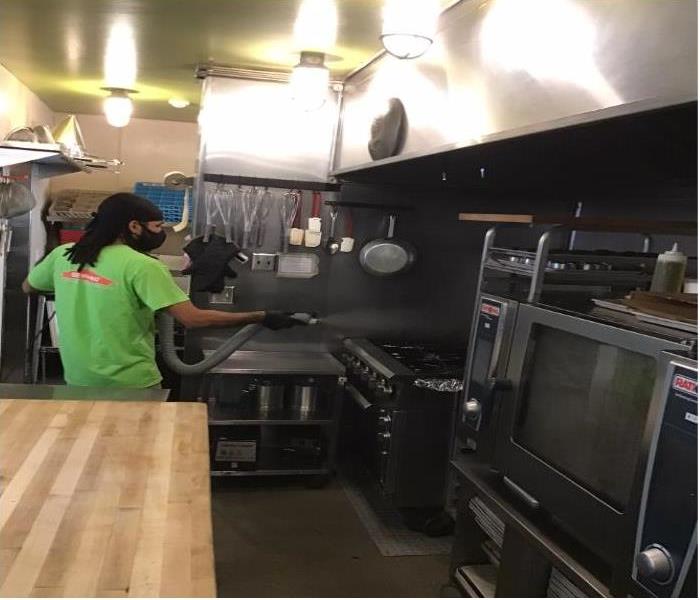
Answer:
64, 192, 163, 270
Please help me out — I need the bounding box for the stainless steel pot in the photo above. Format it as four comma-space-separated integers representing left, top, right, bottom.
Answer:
256, 381, 285, 415
289, 379, 319, 417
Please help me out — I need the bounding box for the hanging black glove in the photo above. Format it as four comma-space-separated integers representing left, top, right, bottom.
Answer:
262, 311, 304, 330
182, 235, 239, 293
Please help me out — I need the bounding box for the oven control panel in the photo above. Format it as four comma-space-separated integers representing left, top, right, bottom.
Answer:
339, 350, 395, 398
633, 358, 697, 597
457, 296, 517, 454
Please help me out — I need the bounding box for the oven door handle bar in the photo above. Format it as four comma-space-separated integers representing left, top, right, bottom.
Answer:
487, 377, 512, 397
504, 476, 541, 510
346, 383, 372, 410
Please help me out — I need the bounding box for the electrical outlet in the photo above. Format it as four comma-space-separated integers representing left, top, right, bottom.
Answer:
251, 253, 277, 272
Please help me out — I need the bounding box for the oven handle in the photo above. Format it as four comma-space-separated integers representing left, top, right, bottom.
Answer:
486, 377, 512, 398
503, 476, 540, 510
346, 383, 372, 410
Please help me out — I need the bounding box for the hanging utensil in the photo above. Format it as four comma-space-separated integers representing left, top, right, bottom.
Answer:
241, 186, 265, 249
340, 208, 355, 252
279, 189, 301, 252
212, 183, 232, 242
222, 184, 235, 243
256, 188, 272, 248
359, 214, 416, 276
219, 184, 233, 243
230, 185, 243, 246
325, 206, 340, 255
203, 182, 215, 242
240, 186, 254, 248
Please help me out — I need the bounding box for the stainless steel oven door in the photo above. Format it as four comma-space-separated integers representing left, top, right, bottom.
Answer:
345, 383, 407, 497
457, 295, 518, 459
496, 304, 690, 566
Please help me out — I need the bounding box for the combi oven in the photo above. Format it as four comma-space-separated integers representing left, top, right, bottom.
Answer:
466, 301, 695, 577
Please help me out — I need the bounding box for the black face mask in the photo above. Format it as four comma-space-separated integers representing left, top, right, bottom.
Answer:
128, 223, 167, 252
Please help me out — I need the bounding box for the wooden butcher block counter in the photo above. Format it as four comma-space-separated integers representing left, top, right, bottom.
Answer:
0, 399, 216, 598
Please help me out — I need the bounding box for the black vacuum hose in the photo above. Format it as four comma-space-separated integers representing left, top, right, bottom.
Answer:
157, 312, 262, 376
156, 312, 318, 376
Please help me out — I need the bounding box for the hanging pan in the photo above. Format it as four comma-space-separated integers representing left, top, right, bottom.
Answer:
359, 214, 416, 277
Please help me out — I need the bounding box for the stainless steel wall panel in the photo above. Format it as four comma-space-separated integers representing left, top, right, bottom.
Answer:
200, 76, 339, 182
336, 0, 698, 171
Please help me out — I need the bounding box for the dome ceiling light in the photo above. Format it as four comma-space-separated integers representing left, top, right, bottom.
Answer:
101, 87, 137, 128
290, 51, 330, 112
380, 0, 440, 59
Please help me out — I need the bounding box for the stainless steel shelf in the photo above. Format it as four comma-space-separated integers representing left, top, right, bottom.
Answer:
209, 419, 333, 426
206, 350, 345, 376
211, 468, 330, 477
46, 215, 91, 223
485, 261, 654, 283
0, 141, 89, 175
331, 97, 696, 181
204, 173, 340, 192
207, 401, 334, 425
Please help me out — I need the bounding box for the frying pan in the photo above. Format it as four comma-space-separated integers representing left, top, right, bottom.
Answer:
359, 214, 416, 277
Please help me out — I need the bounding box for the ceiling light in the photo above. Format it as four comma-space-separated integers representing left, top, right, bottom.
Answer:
381, 0, 440, 59
294, 0, 338, 52
102, 88, 136, 128
168, 98, 190, 109
290, 51, 330, 111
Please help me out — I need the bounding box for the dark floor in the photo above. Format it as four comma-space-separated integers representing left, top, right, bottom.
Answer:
211, 478, 451, 598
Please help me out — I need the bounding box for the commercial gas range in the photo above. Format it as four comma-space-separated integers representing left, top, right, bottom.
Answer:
338, 338, 466, 532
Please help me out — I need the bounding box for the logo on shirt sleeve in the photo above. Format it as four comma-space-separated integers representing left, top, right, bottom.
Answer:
62, 270, 113, 286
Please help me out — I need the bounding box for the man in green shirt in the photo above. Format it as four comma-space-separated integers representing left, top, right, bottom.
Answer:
23, 193, 299, 388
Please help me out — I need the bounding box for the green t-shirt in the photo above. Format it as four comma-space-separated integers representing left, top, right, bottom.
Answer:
27, 243, 189, 388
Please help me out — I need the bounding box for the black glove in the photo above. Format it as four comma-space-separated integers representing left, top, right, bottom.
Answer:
182, 235, 239, 293
262, 311, 302, 331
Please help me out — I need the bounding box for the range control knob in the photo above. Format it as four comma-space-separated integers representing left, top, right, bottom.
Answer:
379, 415, 392, 425
377, 432, 391, 442
636, 545, 674, 584
379, 382, 394, 396
463, 398, 482, 420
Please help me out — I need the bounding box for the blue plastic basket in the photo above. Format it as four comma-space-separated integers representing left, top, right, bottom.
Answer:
133, 182, 192, 223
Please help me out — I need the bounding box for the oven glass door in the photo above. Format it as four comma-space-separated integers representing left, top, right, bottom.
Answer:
513, 324, 655, 510
497, 304, 684, 564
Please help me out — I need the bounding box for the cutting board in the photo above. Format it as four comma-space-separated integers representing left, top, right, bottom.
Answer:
623, 291, 697, 323
0, 399, 215, 598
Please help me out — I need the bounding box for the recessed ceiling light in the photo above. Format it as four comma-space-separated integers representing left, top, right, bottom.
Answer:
168, 98, 190, 109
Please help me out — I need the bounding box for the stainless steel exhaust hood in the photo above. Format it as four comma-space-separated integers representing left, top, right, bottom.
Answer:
333, 0, 698, 176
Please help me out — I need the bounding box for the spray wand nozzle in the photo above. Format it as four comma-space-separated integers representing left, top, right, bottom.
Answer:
289, 312, 320, 325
